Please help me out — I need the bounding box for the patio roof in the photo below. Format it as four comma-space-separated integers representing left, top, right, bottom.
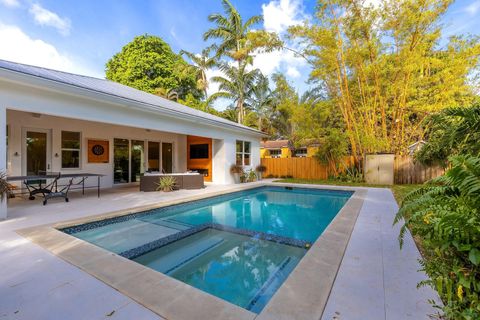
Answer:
0, 59, 265, 137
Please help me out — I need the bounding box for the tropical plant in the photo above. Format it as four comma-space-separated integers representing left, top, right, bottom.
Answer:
290, 0, 480, 158
180, 48, 217, 98
416, 104, 480, 166
105, 35, 201, 100
230, 164, 243, 175
209, 61, 260, 124
203, 0, 282, 126
154, 87, 179, 101
255, 164, 267, 180
155, 176, 177, 192
245, 74, 274, 132
247, 169, 257, 182
177, 93, 220, 116
314, 129, 349, 176
203, 0, 262, 62
0, 171, 11, 201
394, 154, 480, 319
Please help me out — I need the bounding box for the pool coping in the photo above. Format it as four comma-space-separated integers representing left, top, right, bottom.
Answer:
16, 182, 367, 320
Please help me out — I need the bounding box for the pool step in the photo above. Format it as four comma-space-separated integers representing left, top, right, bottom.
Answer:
138, 217, 192, 231
246, 256, 300, 313
136, 236, 225, 275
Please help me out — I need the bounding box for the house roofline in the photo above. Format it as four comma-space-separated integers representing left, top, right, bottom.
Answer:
0, 63, 267, 138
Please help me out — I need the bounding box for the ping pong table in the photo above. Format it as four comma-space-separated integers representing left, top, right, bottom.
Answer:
7, 172, 103, 205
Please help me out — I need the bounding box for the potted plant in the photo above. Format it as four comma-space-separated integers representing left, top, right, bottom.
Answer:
155, 176, 176, 192
247, 169, 257, 182
230, 164, 243, 184
255, 165, 267, 180
0, 171, 12, 201
240, 170, 248, 183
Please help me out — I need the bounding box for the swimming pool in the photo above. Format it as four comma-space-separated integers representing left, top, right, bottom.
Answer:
62, 186, 352, 312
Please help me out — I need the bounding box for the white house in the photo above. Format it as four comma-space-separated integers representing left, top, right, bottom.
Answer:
0, 59, 265, 218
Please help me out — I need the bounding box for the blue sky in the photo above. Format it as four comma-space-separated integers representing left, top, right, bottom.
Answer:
0, 0, 479, 108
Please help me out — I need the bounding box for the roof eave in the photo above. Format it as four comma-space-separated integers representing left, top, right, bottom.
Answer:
0, 67, 268, 138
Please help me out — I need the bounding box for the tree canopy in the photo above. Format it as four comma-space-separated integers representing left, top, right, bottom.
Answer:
105, 35, 201, 100
104, 0, 480, 161
289, 0, 480, 157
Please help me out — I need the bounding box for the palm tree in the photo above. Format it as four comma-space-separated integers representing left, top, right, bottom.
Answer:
180, 48, 217, 99
154, 87, 178, 101
209, 61, 260, 124
416, 104, 480, 165
245, 74, 274, 131
203, 0, 262, 63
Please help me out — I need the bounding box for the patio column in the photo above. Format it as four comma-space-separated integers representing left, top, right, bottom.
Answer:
0, 106, 6, 219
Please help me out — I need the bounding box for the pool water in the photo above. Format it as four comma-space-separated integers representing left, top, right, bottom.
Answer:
64, 186, 352, 313
134, 228, 306, 313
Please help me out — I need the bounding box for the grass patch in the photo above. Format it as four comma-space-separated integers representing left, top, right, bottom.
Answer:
273, 178, 422, 205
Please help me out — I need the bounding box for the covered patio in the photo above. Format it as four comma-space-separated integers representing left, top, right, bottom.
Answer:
0, 59, 264, 219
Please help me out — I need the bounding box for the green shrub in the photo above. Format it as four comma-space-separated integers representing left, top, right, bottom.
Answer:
155, 176, 177, 192
395, 155, 480, 319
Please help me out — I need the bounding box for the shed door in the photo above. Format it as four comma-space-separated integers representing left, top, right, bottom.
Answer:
365, 154, 394, 185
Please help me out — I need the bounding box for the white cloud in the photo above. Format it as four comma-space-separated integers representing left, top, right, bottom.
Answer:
254, 0, 308, 80
465, 1, 480, 15
262, 0, 304, 34
0, 23, 102, 78
29, 3, 71, 36
205, 67, 223, 98
0, 0, 20, 8
286, 66, 300, 78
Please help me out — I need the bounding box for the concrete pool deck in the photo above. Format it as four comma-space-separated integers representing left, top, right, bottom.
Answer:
0, 182, 441, 319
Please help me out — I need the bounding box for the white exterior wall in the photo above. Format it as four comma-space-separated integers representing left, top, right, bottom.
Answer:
0, 106, 6, 219
0, 76, 262, 191
7, 110, 187, 188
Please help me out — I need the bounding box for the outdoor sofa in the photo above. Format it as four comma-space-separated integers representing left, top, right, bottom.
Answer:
140, 172, 204, 191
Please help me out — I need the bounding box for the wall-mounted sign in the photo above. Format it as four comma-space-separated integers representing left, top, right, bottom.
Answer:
88, 139, 109, 163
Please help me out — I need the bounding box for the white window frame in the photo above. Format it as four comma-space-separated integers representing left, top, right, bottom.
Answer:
236, 140, 251, 166
269, 149, 281, 158
61, 130, 81, 169
294, 148, 307, 158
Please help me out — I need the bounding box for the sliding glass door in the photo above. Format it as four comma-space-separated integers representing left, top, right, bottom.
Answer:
162, 142, 173, 173
115, 139, 173, 183
131, 140, 145, 182
148, 141, 160, 172
114, 138, 129, 184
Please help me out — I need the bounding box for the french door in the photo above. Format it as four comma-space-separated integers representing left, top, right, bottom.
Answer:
113, 138, 145, 184
23, 128, 51, 175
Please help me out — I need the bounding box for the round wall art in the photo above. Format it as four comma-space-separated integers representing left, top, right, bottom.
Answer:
88, 139, 109, 163
92, 144, 105, 156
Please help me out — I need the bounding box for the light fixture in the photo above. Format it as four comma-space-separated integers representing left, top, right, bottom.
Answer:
14, 152, 19, 157
54, 153, 59, 158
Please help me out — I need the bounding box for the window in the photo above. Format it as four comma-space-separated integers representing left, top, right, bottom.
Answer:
294, 148, 307, 157
269, 149, 281, 158
61, 131, 81, 168
236, 140, 251, 166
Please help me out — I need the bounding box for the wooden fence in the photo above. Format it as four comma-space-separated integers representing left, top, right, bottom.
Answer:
261, 155, 445, 184
394, 155, 445, 184
261, 156, 356, 180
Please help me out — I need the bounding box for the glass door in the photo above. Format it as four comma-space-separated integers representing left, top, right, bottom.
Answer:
114, 138, 129, 184
131, 140, 145, 182
148, 141, 160, 172
24, 129, 51, 175
162, 142, 173, 173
